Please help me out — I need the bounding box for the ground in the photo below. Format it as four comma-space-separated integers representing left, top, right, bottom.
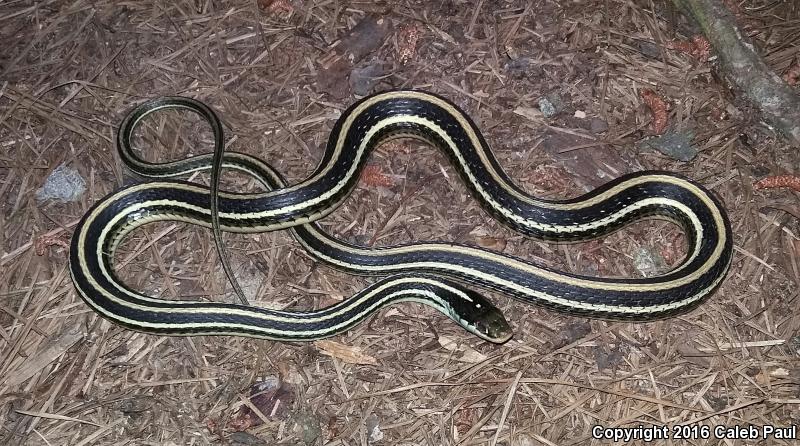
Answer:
1, 0, 799, 445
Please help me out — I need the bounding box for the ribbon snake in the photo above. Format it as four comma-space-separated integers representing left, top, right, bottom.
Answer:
68, 90, 733, 343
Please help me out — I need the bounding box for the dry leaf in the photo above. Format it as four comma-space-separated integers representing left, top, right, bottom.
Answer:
339, 16, 392, 63
474, 236, 507, 252
360, 164, 395, 187
34, 233, 70, 256
754, 175, 800, 192
397, 23, 422, 64
438, 335, 488, 363
785, 61, 800, 86
641, 89, 668, 134
314, 340, 378, 365
3, 326, 84, 386
667, 35, 711, 61
756, 367, 790, 385
229, 379, 294, 431
258, 0, 293, 15
513, 106, 543, 122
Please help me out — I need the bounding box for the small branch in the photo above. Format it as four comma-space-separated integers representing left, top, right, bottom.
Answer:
673, 0, 800, 145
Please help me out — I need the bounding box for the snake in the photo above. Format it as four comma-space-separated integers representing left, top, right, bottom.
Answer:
68, 90, 733, 343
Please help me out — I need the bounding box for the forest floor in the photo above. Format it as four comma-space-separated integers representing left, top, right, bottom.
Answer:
1, 1, 799, 444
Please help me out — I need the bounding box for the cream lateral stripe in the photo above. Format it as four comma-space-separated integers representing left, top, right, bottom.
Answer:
292, 229, 730, 315
288, 198, 715, 293
76, 283, 452, 337
123, 95, 726, 220
91, 194, 708, 294
122, 92, 726, 216
101, 181, 355, 255
323, 91, 704, 213
295, 229, 714, 296
210, 151, 703, 281
304, 197, 706, 259
75, 255, 462, 324
86, 200, 337, 307
84, 176, 723, 300
385, 91, 543, 206
126, 150, 714, 282
88, 175, 716, 237
121, 102, 214, 171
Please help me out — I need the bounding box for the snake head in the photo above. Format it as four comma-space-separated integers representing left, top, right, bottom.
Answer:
447, 287, 513, 344
470, 305, 514, 344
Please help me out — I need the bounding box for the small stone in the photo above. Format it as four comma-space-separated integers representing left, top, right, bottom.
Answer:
594, 345, 625, 371
590, 118, 609, 134
366, 413, 383, 443
633, 247, 667, 277
506, 57, 530, 77
229, 432, 269, 446
538, 92, 565, 118
36, 164, 86, 202
293, 410, 321, 445
513, 433, 536, 446
789, 336, 800, 356
350, 63, 384, 96
538, 98, 556, 117
638, 41, 661, 59
638, 129, 697, 162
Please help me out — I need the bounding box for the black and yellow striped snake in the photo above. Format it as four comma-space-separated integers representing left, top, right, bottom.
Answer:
68, 90, 733, 343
